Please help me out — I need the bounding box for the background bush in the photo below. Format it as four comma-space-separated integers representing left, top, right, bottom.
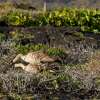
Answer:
0, 7, 99, 33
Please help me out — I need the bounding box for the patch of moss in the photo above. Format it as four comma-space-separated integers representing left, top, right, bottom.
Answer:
16, 44, 47, 54
16, 44, 65, 57
73, 32, 84, 39
47, 48, 65, 57
0, 33, 6, 42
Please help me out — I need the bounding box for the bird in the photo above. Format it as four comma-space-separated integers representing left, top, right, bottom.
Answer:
14, 63, 40, 74
13, 51, 56, 74
13, 51, 56, 64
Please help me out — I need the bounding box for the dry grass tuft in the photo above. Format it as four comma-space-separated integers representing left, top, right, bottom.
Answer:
85, 51, 100, 76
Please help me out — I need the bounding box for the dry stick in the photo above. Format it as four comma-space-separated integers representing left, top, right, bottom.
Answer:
38, 74, 63, 86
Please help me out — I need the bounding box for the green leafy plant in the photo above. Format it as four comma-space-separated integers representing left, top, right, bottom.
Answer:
7, 10, 34, 26
73, 32, 84, 39
47, 48, 65, 56
16, 44, 47, 54
0, 7, 99, 33
0, 33, 5, 42
15, 44, 65, 57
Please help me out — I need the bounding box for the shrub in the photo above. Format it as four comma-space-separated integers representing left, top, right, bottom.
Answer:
73, 32, 84, 39
0, 33, 6, 42
7, 10, 34, 26
0, 7, 99, 33
47, 48, 65, 57
16, 44, 48, 54
15, 43, 65, 57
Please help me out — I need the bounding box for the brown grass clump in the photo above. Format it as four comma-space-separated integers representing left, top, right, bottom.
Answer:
85, 51, 100, 76
65, 50, 100, 90
0, 2, 15, 16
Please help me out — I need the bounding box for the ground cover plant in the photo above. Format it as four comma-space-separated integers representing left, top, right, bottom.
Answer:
0, 3, 100, 33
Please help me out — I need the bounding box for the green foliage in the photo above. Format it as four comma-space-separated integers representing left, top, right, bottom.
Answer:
16, 44, 65, 57
8, 93, 22, 100
47, 48, 65, 56
0, 33, 5, 42
0, 7, 99, 33
45, 8, 100, 32
33, 14, 49, 26
16, 44, 30, 54
73, 32, 84, 39
6, 10, 34, 26
16, 44, 47, 54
